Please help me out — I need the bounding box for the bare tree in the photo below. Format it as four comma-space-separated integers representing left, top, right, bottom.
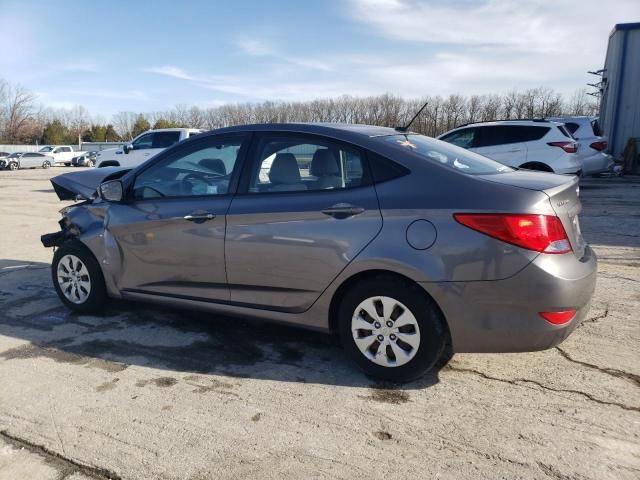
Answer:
1, 83, 37, 143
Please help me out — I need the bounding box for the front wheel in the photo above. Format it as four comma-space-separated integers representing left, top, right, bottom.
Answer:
52, 242, 107, 313
9, 162, 18, 171
338, 275, 447, 382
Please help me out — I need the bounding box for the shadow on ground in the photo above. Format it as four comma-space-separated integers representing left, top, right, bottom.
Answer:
0, 259, 441, 391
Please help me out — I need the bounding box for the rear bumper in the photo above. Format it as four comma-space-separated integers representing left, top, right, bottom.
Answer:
423, 245, 597, 353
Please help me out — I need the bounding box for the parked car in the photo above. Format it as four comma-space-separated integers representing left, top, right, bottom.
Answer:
71, 151, 98, 167
0, 152, 10, 159
438, 120, 581, 174
96, 128, 203, 168
42, 123, 596, 382
1, 152, 53, 170
546, 116, 614, 176
38, 145, 82, 166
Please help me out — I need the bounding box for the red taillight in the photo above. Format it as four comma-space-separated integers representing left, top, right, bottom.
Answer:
547, 141, 577, 153
539, 310, 576, 325
453, 214, 572, 254
589, 141, 607, 151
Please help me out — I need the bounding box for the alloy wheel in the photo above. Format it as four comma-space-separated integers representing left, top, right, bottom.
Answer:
351, 296, 421, 367
56, 254, 92, 304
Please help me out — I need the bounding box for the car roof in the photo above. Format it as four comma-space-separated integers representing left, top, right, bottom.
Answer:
209, 122, 401, 139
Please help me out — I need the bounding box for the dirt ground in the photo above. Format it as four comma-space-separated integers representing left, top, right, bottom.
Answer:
0, 167, 638, 480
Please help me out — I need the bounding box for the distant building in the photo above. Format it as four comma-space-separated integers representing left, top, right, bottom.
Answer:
599, 22, 640, 159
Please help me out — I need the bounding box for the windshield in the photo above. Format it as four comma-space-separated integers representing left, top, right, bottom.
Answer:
379, 134, 514, 175
39, 146, 54, 152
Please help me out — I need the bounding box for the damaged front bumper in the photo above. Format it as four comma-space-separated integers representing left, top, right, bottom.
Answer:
41, 230, 66, 248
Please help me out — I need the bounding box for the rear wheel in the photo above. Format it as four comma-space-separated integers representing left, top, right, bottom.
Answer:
338, 275, 446, 382
88, 160, 95, 167
42, 160, 51, 169
519, 162, 553, 172
52, 242, 107, 313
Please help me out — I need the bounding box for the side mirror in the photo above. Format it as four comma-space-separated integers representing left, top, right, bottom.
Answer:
99, 180, 124, 202
123, 144, 133, 154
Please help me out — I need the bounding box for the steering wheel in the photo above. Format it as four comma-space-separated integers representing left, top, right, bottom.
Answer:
182, 172, 214, 196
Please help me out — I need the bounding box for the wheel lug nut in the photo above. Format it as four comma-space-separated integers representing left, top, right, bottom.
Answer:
390, 334, 396, 341
374, 322, 381, 329
377, 335, 384, 342
386, 321, 393, 327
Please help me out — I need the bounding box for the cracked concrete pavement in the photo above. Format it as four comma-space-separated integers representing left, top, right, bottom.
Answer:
0, 168, 638, 479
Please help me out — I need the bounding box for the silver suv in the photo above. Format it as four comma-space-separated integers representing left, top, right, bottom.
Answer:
438, 120, 581, 174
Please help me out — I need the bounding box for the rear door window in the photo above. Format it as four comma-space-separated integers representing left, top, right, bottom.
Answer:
246, 135, 367, 193
475, 126, 549, 146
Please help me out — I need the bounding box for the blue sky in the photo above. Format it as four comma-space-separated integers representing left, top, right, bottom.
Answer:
1, 0, 638, 118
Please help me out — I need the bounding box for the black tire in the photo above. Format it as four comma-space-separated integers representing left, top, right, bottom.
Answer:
52, 241, 108, 314
338, 275, 446, 383
42, 160, 51, 169
9, 162, 17, 171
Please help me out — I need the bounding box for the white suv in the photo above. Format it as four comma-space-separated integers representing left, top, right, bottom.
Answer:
438, 120, 581, 174
546, 116, 614, 176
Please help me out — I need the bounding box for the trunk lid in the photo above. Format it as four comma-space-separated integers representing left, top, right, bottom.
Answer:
50, 167, 130, 200
480, 171, 585, 258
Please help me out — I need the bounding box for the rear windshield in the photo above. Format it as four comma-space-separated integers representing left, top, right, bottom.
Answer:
591, 119, 602, 136
379, 134, 514, 175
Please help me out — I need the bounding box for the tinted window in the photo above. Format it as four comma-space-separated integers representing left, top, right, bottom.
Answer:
379, 134, 514, 175
247, 135, 366, 193
591, 119, 602, 136
475, 126, 549, 147
133, 137, 244, 199
440, 128, 476, 148
368, 152, 410, 183
152, 131, 181, 148
557, 125, 573, 138
564, 122, 580, 135
23, 153, 42, 157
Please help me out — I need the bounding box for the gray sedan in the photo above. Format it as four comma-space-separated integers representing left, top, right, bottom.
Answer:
42, 123, 596, 381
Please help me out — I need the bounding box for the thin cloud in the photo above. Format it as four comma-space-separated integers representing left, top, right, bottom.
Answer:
236, 37, 335, 71
142, 66, 197, 81
237, 37, 275, 56
348, 0, 639, 54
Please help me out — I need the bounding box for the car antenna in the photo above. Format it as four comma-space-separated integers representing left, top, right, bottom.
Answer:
395, 100, 429, 133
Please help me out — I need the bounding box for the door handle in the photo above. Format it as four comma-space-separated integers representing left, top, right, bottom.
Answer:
184, 213, 216, 222
506, 149, 522, 153
321, 203, 365, 219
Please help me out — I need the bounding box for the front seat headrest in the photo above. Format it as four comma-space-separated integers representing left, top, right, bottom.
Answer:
268, 153, 301, 184
310, 149, 340, 177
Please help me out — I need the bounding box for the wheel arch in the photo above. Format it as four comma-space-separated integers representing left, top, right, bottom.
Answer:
327, 269, 451, 341
98, 160, 120, 168
519, 161, 554, 172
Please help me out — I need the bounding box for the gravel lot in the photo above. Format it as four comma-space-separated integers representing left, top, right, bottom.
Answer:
0, 167, 638, 480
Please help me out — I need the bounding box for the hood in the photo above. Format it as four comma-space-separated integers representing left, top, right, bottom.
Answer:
51, 167, 131, 200
477, 169, 576, 192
